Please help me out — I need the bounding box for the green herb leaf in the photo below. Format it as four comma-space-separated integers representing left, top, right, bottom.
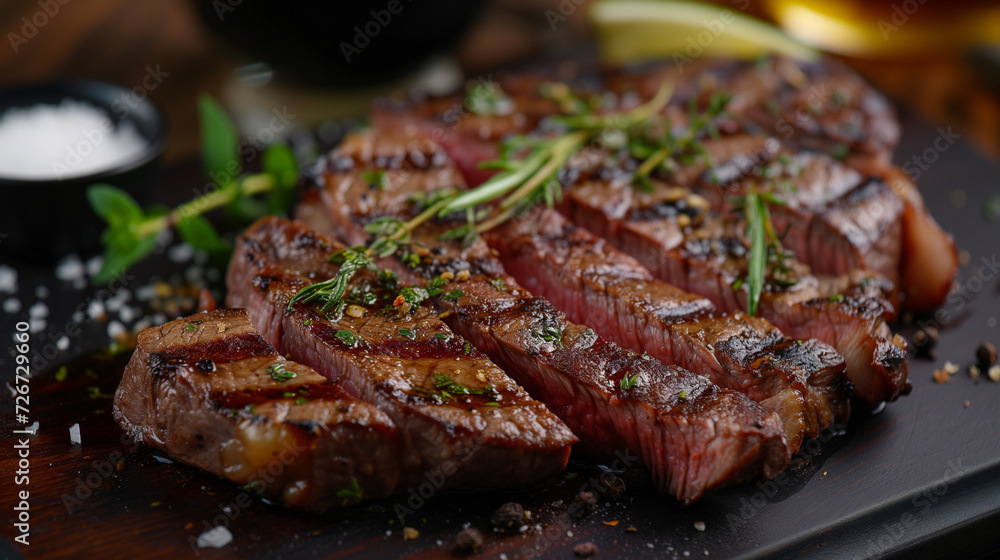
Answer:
198, 95, 240, 179
620, 373, 641, 391
337, 478, 363, 506
335, 330, 357, 345
267, 363, 295, 381
398, 328, 415, 339
176, 214, 230, 255
287, 248, 373, 313
87, 184, 143, 228
745, 192, 767, 317
263, 142, 299, 190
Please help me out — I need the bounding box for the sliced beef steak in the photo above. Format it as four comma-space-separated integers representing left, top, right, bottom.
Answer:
376, 58, 954, 311
561, 178, 909, 406
114, 308, 399, 512
485, 207, 850, 453
603, 56, 900, 165
227, 217, 576, 492
299, 131, 792, 502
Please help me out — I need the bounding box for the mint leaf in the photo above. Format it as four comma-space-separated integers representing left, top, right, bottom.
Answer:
86, 184, 143, 228
198, 95, 240, 180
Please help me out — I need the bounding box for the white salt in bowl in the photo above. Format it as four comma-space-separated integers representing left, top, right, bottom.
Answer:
0, 80, 166, 260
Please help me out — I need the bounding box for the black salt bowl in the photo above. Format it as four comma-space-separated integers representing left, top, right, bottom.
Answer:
0, 80, 166, 261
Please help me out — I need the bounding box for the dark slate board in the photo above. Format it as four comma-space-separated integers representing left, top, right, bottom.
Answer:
1, 113, 999, 560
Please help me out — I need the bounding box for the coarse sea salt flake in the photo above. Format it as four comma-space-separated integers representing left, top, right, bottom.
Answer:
28, 301, 48, 318
196, 526, 233, 549
56, 254, 85, 281
69, 423, 81, 444
0, 100, 146, 179
0, 265, 17, 293
3, 298, 21, 313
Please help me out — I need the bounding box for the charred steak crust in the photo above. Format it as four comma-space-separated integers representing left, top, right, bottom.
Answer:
227, 217, 577, 492
485, 207, 851, 453
561, 177, 910, 405
113, 308, 400, 512
301, 131, 793, 503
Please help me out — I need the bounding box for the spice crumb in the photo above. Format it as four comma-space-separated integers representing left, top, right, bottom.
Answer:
970, 365, 981, 381
456, 269, 470, 281
943, 361, 960, 375
625, 526, 638, 533
573, 542, 598, 557
989, 365, 1000, 382
603, 520, 620, 527
694, 521, 706, 531
964, 400, 971, 408
440, 270, 455, 281
977, 342, 998, 368
402, 527, 419, 540
933, 368, 950, 384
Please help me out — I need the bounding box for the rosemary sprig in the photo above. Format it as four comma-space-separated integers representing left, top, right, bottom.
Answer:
745, 191, 767, 317
738, 189, 796, 316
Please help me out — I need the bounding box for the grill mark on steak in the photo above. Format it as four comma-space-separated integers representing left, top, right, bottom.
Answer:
484, 207, 850, 453
300, 131, 793, 503
561, 177, 910, 406
227, 217, 577, 492
113, 308, 400, 512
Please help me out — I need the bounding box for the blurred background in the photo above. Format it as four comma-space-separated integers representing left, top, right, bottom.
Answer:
1, 0, 1000, 163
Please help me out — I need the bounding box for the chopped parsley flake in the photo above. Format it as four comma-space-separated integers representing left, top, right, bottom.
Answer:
268, 363, 295, 382
183, 324, 197, 332
463, 342, 473, 355
441, 289, 463, 301
295, 397, 307, 405
337, 478, 363, 506
828, 294, 845, 302
491, 278, 507, 291
398, 328, 415, 339
620, 373, 641, 391
360, 169, 387, 190
335, 330, 357, 345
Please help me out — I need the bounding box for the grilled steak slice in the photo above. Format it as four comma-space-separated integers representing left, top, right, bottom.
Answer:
485, 207, 850, 453
299, 130, 792, 502
378, 58, 955, 311
561, 178, 910, 406
602, 56, 900, 165
227, 217, 576, 492
113, 308, 399, 512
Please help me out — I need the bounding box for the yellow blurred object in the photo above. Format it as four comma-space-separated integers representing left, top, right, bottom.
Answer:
590, 0, 818, 65
764, 0, 1000, 58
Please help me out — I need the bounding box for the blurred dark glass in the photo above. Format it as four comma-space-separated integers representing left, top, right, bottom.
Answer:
191, 0, 486, 88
